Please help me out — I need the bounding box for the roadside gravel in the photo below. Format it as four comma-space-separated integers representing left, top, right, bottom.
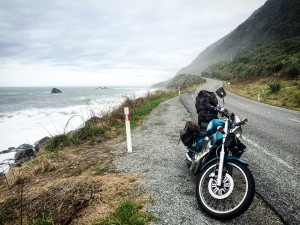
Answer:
114, 95, 284, 225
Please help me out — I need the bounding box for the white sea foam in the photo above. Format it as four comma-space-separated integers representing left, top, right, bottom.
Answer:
0, 103, 118, 150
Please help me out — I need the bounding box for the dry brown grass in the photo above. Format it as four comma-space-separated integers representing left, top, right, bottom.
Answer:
0, 139, 147, 225
0, 90, 179, 224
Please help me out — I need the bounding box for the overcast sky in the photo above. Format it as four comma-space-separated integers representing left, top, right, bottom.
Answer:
0, 0, 266, 87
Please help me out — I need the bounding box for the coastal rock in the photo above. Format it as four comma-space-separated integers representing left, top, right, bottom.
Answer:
8, 147, 15, 151
51, 88, 62, 93
14, 144, 36, 163
17, 144, 33, 150
0, 147, 15, 154
0, 149, 11, 154
34, 136, 50, 152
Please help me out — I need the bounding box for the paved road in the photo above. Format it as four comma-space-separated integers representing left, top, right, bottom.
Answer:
116, 94, 283, 225
181, 79, 300, 225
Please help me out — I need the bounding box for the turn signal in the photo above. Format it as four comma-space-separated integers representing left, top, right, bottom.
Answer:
217, 126, 224, 132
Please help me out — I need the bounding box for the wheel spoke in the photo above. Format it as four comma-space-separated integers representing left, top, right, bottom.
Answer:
198, 162, 250, 214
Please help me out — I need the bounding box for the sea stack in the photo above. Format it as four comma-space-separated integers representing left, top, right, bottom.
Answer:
51, 88, 62, 93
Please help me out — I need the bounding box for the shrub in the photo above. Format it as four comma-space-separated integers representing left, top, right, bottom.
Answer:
268, 83, 282, 94
282, 63, 299, 79
45, 134, 69, 152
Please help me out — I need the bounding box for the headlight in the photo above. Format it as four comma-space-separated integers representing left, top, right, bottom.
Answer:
230, 126, 242, 138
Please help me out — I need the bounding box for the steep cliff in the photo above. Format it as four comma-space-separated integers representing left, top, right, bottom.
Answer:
177, 0, 300, 75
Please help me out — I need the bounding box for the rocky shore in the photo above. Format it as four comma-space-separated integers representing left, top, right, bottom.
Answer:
0, 137, 50, 174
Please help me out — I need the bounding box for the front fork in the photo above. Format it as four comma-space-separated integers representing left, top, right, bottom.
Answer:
217, 119, 228, 187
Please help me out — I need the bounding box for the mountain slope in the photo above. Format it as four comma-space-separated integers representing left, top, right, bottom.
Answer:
178, 0, 300, 75
152, 74, 205, 89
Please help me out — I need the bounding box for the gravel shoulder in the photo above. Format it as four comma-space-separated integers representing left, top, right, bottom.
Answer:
114, 95, 284, 225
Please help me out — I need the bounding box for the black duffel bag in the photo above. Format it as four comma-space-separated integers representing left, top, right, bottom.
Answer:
180, 121, 199, 147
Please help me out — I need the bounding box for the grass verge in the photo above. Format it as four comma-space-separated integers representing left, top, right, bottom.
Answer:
225, 77, 300, 111
44, 90, 177, 152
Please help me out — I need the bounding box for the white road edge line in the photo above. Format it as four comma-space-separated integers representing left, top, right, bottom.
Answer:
243, 136, 294, 170
238, 103, 249, 108
290, 119, 300, 123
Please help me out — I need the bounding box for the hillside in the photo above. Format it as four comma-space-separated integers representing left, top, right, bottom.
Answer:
152, 74, 206, 89
201, 36, 300, 110
177, 0, 300, 75
202, 36, 300, 80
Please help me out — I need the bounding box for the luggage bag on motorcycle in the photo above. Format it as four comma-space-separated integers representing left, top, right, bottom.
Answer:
195, 90, 218, 125
180, 121, 199, 147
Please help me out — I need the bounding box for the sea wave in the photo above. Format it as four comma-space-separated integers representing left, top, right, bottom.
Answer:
0, 87, 156, 166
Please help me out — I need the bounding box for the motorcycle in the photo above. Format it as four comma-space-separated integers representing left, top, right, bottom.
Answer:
180, 87, 255, 220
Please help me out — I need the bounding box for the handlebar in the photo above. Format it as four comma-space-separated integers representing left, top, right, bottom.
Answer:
211, 106, 231, 117
234, 118, 248, 126
211, 106, 248, 126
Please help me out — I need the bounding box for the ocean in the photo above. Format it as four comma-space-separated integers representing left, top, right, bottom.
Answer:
0, 86, 154, 173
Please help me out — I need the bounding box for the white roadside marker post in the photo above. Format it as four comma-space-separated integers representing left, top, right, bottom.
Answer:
124, 107, 132, 153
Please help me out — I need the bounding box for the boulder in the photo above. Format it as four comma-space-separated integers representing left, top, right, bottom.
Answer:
14, 144, 36, 162
17, 144, 33, 150
8, 147, 15, 151
34, 136, 50, 152
0, 149, 11, 154
51, 88, 62, 93
0, 147, 16, 154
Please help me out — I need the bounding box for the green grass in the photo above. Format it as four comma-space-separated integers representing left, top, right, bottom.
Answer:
29, 218, 54, 225
44, 91, 177, 152
202, 36, 300, 81
93, 200, 157, 225
201, 36, 300, 111
45, 134, 69, 152
226, 78, 300, 111
129, 92, 177, 129
166, 74, 206, 89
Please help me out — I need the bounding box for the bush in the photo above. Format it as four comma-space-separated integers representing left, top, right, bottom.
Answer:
268, 83, 282, 94
282, 63, 299, 79
45, 134, 69, 152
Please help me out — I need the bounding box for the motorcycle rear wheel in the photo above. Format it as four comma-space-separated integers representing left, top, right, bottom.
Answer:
196, 160, 255, 220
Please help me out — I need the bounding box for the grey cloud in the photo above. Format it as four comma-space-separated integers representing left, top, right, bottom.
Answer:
0, 0, 267, 83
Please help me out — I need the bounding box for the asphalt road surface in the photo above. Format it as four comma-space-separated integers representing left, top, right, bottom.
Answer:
180, 79, 300, 225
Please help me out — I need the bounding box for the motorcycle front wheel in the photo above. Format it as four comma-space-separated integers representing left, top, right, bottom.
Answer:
196, 160, 255, 220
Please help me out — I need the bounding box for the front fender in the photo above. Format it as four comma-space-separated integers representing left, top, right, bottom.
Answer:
202, 156, 248, 171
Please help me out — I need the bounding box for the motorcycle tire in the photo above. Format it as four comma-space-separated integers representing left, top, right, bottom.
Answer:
195, 159, 255, 220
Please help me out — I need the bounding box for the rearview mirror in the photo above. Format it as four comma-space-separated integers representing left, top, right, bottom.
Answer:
216, 87, 226, 98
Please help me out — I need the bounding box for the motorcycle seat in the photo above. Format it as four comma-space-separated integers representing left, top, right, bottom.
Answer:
199, 121, 209, 131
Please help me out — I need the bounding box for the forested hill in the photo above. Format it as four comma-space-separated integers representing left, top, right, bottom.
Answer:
177, 0, 300, 75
